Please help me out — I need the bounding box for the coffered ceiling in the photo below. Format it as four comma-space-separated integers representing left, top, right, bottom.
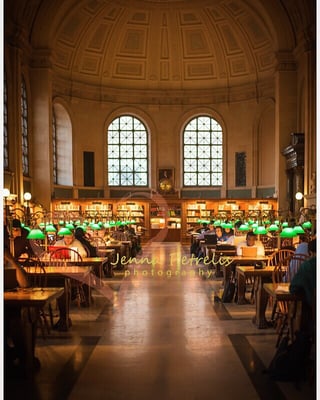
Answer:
5, 0, 315, 92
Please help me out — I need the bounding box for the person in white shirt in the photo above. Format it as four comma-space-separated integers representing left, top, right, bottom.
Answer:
226, 220, 246, 246
236, 231, 265, 256
54, 231, 88, 258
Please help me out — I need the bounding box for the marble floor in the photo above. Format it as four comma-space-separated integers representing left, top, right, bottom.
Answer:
4, 243, 316, 400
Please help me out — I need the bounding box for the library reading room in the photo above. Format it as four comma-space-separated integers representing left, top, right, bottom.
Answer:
3, 0, 317, 399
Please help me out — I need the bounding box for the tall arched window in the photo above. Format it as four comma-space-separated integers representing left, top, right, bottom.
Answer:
4, 72, 8, 170
21, 77, 29, 176
107, 115, 149, 186
183, 116, 223, 186
52, 111, 58, 184
52, 103, 73, 186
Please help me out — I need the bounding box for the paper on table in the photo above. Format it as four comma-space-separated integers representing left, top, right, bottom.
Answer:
275, 284, 289, 293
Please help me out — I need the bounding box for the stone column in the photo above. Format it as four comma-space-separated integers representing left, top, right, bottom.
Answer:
6, 34, 24, 202
274, 52, 297, 213
29, 49, 53, 211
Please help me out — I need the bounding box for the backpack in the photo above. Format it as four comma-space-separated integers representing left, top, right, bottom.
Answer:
221, 278, 235, 303
265, 331, 311, 383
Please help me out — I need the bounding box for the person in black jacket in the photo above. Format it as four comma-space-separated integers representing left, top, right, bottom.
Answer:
74, 227, 97, 257
4, 219, 34, 263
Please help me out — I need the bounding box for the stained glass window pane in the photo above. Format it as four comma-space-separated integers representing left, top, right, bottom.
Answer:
52, 111, 57, 184
4, 73, 8, 170
107, 116, 148, 186
21, 78, 29, 176
183, 116, 223, 186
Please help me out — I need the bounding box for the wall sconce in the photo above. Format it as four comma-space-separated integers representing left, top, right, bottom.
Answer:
295, 192, 304, 201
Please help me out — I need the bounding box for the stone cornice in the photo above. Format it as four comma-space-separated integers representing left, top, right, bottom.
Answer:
52, 75, 275, 105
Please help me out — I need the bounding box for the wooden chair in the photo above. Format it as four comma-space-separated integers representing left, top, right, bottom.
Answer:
268, 249, 295, 267
267, 249, 294, 331
49, 247, 83, 264
49, 247, 86, 307
286, 254, 308, 282
89, 237, 107, 256
24, 260, 52, 337
272, 254, 308, 346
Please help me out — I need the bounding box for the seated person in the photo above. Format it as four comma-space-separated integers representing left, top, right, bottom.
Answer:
74, 227, 97, 257
288, 234, 310, 280
53, 230, 90, 326
4, 249, 40, 375
4, 219, 34, 263
236, 231, 265, 256
215, 226, 228, 243
290, 238, 316, 338
197, 223, 215, 240
226, 220, 246, 246
224, 226, 234, 240
54, 230, 88, 258
196, 222, 209, 234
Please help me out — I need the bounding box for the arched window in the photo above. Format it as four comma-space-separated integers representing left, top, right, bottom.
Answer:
21, 77, 29, 176
183, 116, 223, 186
107, 115, 148, 186
52, 103, 73, 186
52, 111, 58, 184
4, 72, 8, 170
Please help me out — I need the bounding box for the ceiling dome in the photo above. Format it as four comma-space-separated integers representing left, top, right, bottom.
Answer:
51, 0, 277, 91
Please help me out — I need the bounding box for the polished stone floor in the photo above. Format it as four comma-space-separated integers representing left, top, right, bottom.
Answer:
5, 243, 316, 399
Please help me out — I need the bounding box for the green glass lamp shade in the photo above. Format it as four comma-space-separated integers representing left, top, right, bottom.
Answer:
27, 229, 46, 240
90, 223, 101, 230
281, 222, 289, 228
274, 220, 280, 225
223, 222, 233, 229
104, 223, 111, 228
251, 223, 258, 229
45, 224, 57, 232
238, 224, 249, 232
59, 220, 65, 226
130, 220, 137, 225
57, 227, 73, 236
302, 221, 312, 229
280, 227, 297, 238
293, 225, 305, 234
39, 222, 45, 228
65, 223, 75, 230
254, 226, 267, 235
109, 221, 116, 227
115, 221, 122, 226
268, 224, 279, 232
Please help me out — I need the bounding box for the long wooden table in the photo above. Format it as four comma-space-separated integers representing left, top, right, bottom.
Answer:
236, 266, 275, 328
4, 287, 64, 378
222, 255, 270, 295
80, 255, 115, 280
25, 266, 92, 331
